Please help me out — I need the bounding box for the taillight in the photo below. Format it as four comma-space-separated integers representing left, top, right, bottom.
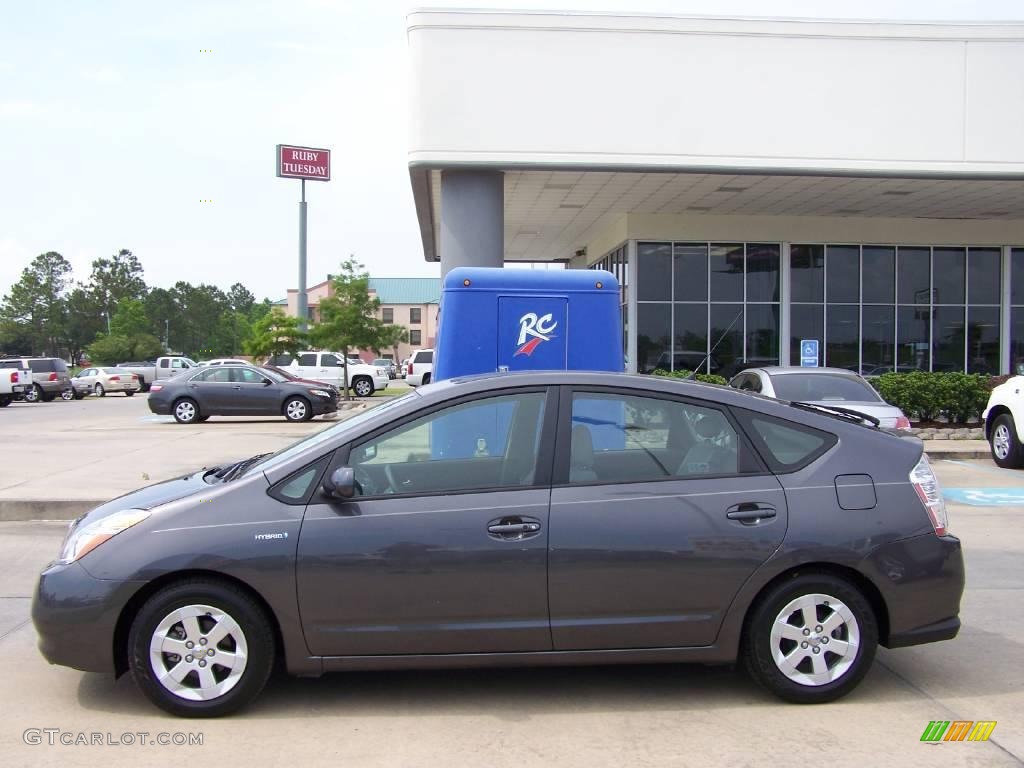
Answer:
895, 414, 911, 430
110, 375, 120, 381
150, 384, 163, 392
48, 372, 57, 381
910, 454, 948, 536
8, 372, 15, 384
408, 363, 413, 375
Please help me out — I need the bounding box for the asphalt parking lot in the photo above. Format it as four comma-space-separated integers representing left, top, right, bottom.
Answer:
0, 455, 1020, 766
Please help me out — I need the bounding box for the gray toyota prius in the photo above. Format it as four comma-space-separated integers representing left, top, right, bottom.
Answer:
32, 372, 963, 717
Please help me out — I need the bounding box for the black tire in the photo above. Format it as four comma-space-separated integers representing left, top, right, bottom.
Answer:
990, 413, 1024, 469
742, 572, 878, 704
196, 415, 210, 422
421, 373, 431, 386
41, 392, 56, 402
352, 376, 374, 398
73, 390, 86, 400
127, 578, 275, 718
140, 382, 151, 392
24, 384, 42, 403
95, 383, 105, 397
0, 395, 10, 407
125, 390, 135, 397
173, 398, 200, 424
283, 396, 312, 422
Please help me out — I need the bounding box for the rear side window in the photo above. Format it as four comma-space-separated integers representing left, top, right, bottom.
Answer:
737, 411, 836, 472
321, 354, 342, 367
414, 350, 433, 364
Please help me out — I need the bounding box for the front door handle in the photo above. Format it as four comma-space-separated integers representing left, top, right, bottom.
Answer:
487, 517, 542, 539
726, 503, 777, 523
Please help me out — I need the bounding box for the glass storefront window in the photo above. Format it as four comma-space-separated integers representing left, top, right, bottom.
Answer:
967, 306, 999, 374
826, 305, 858, 371
826, 245, 860, 303
967, 248, 1000, 305
710, 244, 744, 302
791, 304, 823, 366
745, 304, 779, 367
673, 303, 709, 374
710, 303, 744, 377
861, 305, 895, 374
933, 248, 966, 305
637, 243, 671, 301
933, 306, 966, 371
897, 247, 931, 305
862, 247, 895, 304
673, 244, 708, 302
636, 303, 671, 374
897, 305, 930, 371
791, 244, 824, 302
746, 244, 780, 302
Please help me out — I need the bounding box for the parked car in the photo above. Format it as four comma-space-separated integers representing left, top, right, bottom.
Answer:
983, 376, 1024, 467
373, 358, 397, 379
399, 357, 411, 378
147, 364, 339, 423
33, 371, 961, 717
71, 367, 142, 397
118, 356, 199, 391
405, 348, 434, 386
0, 360, 32, 406
197, 358, 248, 367
729, 367, 912, 430
267, 351, 388, 397
0, 356, 72, 402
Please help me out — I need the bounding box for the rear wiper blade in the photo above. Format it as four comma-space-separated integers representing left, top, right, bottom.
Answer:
789, 401, 881, 428
219, 453, 273, 482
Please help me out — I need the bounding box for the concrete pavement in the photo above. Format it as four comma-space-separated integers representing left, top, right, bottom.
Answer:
0, 458, 1020, 766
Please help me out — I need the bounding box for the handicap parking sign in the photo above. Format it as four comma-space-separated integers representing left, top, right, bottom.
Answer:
800, 339, 819, 367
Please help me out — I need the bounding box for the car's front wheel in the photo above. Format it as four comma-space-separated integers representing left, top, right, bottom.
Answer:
127, 579, 275, 717
990, 413, 1024, 468
173, 398, 200, 424
283, 396, 311, 422
125, 390, 135, 397
352, 376, 373, 397
94, 383, 105, 397
743, 573, 877, 704
60, 389, 74, 401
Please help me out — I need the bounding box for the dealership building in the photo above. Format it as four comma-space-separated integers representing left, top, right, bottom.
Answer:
407, 9, 1024, 376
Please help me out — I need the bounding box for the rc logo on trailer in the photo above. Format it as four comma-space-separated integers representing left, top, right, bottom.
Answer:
515, 312, 558, 356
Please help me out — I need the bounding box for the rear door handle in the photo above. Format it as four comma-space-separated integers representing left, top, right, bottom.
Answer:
726, 503, 777, 523
487, 517, 542, 539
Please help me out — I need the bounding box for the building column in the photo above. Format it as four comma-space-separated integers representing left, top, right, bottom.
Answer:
1001, 245, 1012, 374
779, 242, 792, 366
626, 240, 638, 374
439, 170, 504, 276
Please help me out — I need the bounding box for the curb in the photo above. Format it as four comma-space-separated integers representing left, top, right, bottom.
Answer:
0, 499, 103, 522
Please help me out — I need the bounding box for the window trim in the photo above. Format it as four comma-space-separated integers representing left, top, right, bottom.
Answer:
321, 386, 560, 502
551, 385, 768, 488
732, 407, 838, 474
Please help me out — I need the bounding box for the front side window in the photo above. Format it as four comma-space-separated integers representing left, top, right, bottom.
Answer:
320, 354, 342, 368
568, 392, 747, 483
349, 391, 548, 496
297, 353, 318, 366
234, 368, 269, 384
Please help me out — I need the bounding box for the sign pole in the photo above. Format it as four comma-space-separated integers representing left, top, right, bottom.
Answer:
297, 178, 308, 331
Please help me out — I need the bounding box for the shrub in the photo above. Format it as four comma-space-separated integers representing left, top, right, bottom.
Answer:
873, 371, 990, 423
651, 368, 729, 386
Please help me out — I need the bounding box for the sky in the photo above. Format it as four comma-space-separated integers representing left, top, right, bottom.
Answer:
2, 0, 1024, 302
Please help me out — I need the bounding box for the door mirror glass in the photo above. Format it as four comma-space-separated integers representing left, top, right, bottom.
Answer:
322, 466, 356, 499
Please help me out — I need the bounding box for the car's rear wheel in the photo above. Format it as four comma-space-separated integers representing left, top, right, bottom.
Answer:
0, 395, 10, 407
421, 373, 431, 386
990, 413, 1023, 468
352, 376, 373, 397
743, 573, 877, 704
173, 398, 200, 424
127, 579, 275, 717
125, 390, 135, 397
23, 385, 41, 403
94, 383, 105, 397
60, 389, 74, 401
283, 396, 311, 422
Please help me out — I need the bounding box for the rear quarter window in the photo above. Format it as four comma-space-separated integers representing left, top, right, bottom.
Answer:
28, 358, 58, 372
414, 350, 433, 364
736, 410, 837, 472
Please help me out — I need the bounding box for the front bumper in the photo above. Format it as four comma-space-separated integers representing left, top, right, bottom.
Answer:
860, 533, 965, 649
374, 376, 389, 390
312, 398, 339, 415
32, 560, 144, 674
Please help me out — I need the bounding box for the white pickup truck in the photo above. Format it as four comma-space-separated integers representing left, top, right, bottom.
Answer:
117, 356, 199, 391
0, 360, 32, 406
267, 351, 388, 397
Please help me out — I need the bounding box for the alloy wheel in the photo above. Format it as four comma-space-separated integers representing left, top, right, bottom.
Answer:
148, 604, 248, 702
60, 389, 74, 401
993, 424, 1011, 460
769, 593, 860, 687
354, 379, 372, 397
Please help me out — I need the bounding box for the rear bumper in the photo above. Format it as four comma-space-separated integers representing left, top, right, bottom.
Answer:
147, 397, 171, 415
859, 533, 965, 649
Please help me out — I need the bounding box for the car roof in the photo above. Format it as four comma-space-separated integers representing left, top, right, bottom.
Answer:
746, 366, 866, 377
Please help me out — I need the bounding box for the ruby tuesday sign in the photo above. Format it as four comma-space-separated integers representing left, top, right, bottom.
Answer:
276, 144, 330, 181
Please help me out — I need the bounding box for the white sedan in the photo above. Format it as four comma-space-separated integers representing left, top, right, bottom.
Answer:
72, 367, 142, 398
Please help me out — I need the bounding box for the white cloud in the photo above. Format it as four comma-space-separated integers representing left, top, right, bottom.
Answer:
82, 66, 123, 84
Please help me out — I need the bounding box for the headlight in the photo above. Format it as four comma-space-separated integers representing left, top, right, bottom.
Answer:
308, 388, 332, 398
58, 509, 150, 564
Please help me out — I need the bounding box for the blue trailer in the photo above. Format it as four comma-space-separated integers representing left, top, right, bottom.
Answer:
430, 268, 624, 459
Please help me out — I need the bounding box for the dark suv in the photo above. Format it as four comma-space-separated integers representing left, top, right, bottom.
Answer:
0, 357, 73, 402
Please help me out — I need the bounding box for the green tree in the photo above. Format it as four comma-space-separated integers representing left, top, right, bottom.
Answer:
227, 282, 256, 315
87, 249, 146, 318
243, 309, 307, 360
310, 257, 408, 398
0, 251, 72, 355
110, 298, 151, 338
63, 287, 105, 364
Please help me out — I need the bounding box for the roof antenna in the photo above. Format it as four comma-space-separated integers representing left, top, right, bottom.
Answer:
688, 308, 743, 380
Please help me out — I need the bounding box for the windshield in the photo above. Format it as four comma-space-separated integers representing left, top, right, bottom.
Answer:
771, 373, 881, 403
242, 390, 419, 476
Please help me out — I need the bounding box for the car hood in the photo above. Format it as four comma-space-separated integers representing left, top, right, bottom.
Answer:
73, 468, 217, 525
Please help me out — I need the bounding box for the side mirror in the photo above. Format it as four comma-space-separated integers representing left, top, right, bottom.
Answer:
322, 466, 356, 499
262, 378, 272, 386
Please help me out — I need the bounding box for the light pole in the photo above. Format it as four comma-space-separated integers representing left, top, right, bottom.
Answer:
102, 311, 111, 334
